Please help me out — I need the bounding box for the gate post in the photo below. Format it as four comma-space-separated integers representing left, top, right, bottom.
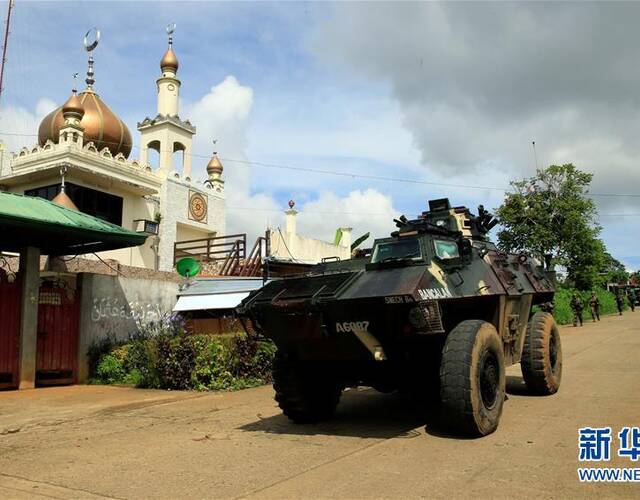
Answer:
18, 246, 40, 389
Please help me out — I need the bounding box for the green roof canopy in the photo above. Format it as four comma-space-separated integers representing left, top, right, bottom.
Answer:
0, 192, 147, 255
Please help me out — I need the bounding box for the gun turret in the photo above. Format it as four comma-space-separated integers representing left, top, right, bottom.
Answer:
393, 198, 498, 241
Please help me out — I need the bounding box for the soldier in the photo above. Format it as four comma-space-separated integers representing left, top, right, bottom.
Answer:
628, 291, 636, 312
588, 291, 600, 322
615, 291, 624, 315
570, 293, 584, 327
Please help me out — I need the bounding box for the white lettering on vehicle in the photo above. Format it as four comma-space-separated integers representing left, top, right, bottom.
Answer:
335, 321, 370, 333
385, 296, 405, 304
418, 288, 453, 300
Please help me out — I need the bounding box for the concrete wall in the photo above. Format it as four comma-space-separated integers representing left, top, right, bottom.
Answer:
268, 229, 351, 264
157, 176, 225, 271
77, 273, 179, 382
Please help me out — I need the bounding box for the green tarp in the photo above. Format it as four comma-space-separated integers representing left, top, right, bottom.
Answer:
0, 191, 147, 254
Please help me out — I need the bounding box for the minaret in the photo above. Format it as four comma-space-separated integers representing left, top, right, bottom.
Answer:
285, 200, 297, 235
58, 77, 85, 147
138, 24, 195, 178
206, 149, 225, 192
157, 24, 180, 116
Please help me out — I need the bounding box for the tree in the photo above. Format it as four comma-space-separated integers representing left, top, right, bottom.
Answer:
496, 164, 604, 289
596, 252, 629, 286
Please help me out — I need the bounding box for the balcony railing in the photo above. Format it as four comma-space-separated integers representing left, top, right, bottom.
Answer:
173, 234, 247, 266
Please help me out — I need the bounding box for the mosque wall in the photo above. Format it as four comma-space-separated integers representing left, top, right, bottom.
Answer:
156, 177, 225, 271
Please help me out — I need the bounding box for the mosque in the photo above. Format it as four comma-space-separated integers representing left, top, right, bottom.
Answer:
0, 28, 226, 272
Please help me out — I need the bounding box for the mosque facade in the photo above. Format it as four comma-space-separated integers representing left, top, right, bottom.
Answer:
0, 29, 226, 272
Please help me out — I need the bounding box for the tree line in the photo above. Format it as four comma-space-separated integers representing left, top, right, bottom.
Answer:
495, 163, 633, 290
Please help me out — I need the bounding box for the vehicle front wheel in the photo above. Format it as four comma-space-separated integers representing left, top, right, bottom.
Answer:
273, 352, 342, 423
440, 320, 506, 437
521, 312, 562, 395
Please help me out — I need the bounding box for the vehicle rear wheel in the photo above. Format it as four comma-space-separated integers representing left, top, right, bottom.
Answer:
273, 351, 342, 423
440, 320, 505, 437
521, 312, 562, 395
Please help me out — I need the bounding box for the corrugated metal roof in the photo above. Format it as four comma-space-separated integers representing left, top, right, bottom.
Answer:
175, 277, 270, 312
178, 277, 268, 297
0, 191, 147, 254
174, 292, 252, 311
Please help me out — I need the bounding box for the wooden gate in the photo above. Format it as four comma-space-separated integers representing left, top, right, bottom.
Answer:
36, 286, 80, 386
0, 279, 21, 390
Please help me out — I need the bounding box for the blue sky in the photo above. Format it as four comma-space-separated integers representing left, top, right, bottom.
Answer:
1, 1, 639, 270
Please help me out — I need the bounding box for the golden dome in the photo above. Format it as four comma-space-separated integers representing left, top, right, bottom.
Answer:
52, 190, 78, 211
207, 154, 223, 175
160, 47, 179, 72
62, 91, 84, 118
38, 88, 133, 158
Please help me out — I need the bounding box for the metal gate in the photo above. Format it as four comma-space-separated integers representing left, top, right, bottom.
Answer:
36, 286, 80, 386
0, 279, 21, 390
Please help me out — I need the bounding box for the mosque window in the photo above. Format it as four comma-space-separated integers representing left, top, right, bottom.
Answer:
25, 182, 123, 226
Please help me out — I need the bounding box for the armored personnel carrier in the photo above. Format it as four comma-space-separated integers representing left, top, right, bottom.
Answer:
237, 199, 561, 436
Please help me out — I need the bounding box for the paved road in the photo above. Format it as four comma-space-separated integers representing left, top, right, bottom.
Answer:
1, 313, 639, 499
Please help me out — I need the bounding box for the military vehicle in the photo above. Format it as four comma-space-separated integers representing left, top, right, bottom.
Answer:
237, 198, 561, 436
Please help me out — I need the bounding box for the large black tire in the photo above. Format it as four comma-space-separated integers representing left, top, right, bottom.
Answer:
521, 312, 562, 395
440, 320, 506, 437
273, 352, 342, 423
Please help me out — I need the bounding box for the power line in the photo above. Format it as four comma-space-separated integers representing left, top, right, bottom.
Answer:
1, 130, 640, 198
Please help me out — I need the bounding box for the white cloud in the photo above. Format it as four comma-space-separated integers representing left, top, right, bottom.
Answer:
184, 76, 402, 244
295, 188, 400, 245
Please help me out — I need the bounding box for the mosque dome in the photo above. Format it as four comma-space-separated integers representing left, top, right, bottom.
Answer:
206, 153, 223, 175
160, 47, 179, 73
38, 88, 133, 158
52, 189, 78, 211
61, 91, 84, 118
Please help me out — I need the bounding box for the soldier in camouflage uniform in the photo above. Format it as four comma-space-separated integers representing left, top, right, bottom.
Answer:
570, 293, 584, 327
628, 290, 636, 312
588, 292, 600, 322
615, 291, 624, 315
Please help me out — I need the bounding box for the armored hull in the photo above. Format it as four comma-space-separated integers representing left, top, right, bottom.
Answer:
238, 198, 560, 436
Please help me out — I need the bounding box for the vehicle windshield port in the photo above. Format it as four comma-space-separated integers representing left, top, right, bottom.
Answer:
434, 239, 460, 260
371, 239, 422, 263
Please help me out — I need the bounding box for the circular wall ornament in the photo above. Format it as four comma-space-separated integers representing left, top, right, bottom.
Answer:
189, 192, 208, 222
168, 83, 175, 91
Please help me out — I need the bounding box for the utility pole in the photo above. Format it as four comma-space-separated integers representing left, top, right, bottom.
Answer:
0, 0, 14, 109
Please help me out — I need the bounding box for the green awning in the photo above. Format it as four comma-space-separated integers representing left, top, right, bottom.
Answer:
0, 191, 147, 255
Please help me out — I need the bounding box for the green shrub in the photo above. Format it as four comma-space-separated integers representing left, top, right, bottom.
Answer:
87, 334, 117, 379
90, 314, 277, 392
155, 333, 198, 390
95, 353, 126, 384
124, 339, 159, 388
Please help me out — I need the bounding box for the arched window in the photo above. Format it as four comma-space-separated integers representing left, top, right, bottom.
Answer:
173, 141, 186, 172
146, 140, 161, 169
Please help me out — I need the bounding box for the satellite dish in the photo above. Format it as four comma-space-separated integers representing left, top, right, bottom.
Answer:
84, 27, 100, 52
176, 257, 201, 278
